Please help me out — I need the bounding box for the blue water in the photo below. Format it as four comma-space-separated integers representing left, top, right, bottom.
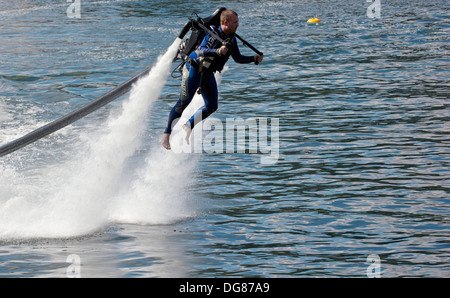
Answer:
0, 0, 449, 277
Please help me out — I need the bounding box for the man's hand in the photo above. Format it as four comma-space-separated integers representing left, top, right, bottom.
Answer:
218, 46, 228, 55
255, 54, 264, 64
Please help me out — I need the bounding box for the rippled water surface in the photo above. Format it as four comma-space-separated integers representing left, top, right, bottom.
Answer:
0, 0, 449, 277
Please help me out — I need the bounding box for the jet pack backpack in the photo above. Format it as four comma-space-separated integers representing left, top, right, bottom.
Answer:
173, 7, 227, 76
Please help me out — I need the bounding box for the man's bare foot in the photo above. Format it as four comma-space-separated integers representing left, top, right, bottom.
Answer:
182, 124, 192, 145
161, 133, 171, 150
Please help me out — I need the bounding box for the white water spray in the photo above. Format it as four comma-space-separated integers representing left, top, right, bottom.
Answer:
0, 101, 9, 123
0, 38, 202, 240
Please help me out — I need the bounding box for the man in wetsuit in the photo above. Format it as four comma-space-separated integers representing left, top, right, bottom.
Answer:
162, 9, 264, 150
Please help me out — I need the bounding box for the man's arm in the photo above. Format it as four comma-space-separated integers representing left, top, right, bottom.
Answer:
231, 37, 262, 64
194, 34, 222, 57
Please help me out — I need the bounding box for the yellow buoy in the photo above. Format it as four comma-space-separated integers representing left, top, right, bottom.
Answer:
307, 18, 321, 23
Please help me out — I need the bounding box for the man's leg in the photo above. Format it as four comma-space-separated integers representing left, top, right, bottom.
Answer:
183, 72, 218, 144
185, 72, 218, 129
162, 64, 200, 149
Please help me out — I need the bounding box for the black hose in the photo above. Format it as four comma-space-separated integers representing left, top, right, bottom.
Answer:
0, 63, 156, 158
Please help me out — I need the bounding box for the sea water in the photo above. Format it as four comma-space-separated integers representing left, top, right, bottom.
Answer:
0, 0, 449, 277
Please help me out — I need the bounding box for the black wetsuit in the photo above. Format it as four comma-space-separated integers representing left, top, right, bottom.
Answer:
164, 26, 255, 134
